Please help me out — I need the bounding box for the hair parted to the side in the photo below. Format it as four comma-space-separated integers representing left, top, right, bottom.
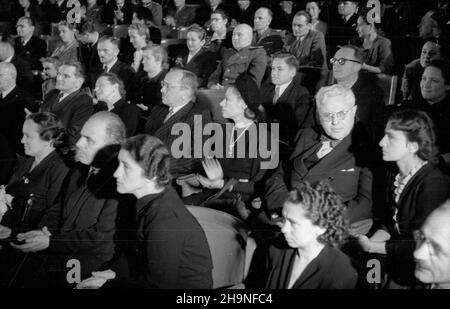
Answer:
122, 134, 171, 187
285, 181, 349, 247
88, 111, 126, 144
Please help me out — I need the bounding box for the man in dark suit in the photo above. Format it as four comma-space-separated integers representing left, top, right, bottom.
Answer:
261, 53, 313, 160
0, 62, 34, 156
8, 112, 127, 287
145, 69, 212, 179
329, 1, 359, 55
92, 36, 135, 95
40, 61, 94, 148
14, 17, 46, 72
265, 84, 373, 233
283, 10, 327, 92
78, 21, 101, 88
0, 41, 35, 96
252, 7, 283, 56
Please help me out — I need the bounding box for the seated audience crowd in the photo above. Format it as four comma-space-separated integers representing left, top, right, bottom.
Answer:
0, 0, 450, 289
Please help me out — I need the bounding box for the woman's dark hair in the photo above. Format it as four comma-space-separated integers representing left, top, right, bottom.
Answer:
387, 109, 438, 162
284, 181, 349, 247
121, 135, 171, 187
26, 112, 65, 148
133, 6, 154, 25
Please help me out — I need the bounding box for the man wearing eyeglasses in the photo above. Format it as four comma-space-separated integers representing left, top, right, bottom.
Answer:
332, 45, 385, 142
414, 201, 450, 289
265, 84, 373, 236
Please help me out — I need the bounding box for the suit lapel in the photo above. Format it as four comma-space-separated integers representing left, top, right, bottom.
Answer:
51, 90, 80, 113
154, 102, 193, 137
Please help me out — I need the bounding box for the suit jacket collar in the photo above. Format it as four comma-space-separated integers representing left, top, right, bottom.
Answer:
397, 163, 432, 206
111, 98, 126, 113
283, 246, 328, 289
54, 89, 82, 108
1, 85, 18, 100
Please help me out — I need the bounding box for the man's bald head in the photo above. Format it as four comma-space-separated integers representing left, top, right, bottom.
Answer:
232, 24, 253, 50
0, 62, 17, 91
254, 7, 273, 33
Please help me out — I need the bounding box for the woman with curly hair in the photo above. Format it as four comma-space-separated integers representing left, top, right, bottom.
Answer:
263, 181, 358, 289
358, 109, 450, 287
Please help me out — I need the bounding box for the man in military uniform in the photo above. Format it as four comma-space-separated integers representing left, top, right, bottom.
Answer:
252, 7, 284, 56
208, 24, 267, 88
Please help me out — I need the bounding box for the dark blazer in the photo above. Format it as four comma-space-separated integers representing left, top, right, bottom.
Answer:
252, 28, 284, 56
382, 164, 450, 285
261, 78, 314, 149
40, 89, 94, 146
350, 73, 386, 142
0, 86, 33, 155
38, 147, 122, 276
265, 126, 373, 223
328, 13, 359, 54
109, 186, 213, 289
14, 36, 47, 71
95, 99, 141, 137
2, 151, 69, 235
91, 60, 135, 95
177, 48, 218, 88
0, 133, 15, 185
264, 245, 358, 289
144, 101, 212, 178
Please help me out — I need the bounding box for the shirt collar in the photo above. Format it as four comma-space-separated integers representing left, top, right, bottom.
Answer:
4, 55, 13, 63
171, 101, 190, 115
275, 80, 292, 97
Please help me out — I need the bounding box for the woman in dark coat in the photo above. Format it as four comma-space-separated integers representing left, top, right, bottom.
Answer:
358, 109, 450, 287
0, 112, 68, 237
262, 182, 358, 289
76, 135, 213, 289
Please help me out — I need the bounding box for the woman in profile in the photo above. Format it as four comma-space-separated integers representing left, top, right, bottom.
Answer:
262, 181, 358, 289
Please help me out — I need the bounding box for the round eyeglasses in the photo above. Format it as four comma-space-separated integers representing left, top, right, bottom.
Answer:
319, 106, 355, 122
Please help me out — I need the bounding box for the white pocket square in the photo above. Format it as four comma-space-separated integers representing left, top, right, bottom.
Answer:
340, 168, 355, 172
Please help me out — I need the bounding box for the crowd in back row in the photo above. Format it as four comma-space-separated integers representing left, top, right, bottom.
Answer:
0, 0, 450, 289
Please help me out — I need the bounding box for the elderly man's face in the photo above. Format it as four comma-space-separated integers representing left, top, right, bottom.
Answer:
232, 25, 252, 50
420, 42, 441, 67
97, 40, 119, 65
421, 66, 447, 103
292, 15, 310, 38
414, 209, 450, 288
161, 70, 188, 107
55, 65, 82, 93
75, 118, 110, 165
332, 47, 361, 82
318, 93, 356, 140
254, 8, 271, 32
